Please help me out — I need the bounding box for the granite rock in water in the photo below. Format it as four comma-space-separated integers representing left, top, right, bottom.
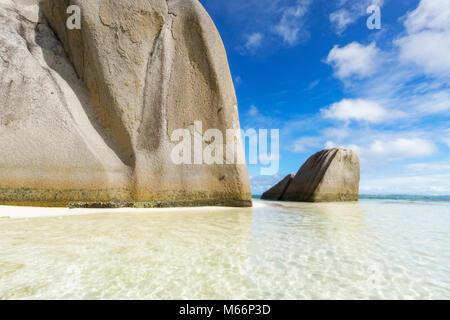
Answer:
283, 148, 360, 202
0, 0, 251, 207
261, 174, 294, 201
261, 148, 360, 202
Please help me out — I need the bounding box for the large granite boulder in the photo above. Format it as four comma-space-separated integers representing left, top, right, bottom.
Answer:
0, 0, 251, 207
283, 148, 360, 202
261, 148, 360, 202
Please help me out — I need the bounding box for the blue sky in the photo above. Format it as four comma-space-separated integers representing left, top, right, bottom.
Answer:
200, 0, 450, 195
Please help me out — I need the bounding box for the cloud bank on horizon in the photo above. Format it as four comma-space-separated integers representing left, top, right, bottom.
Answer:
202, 0, 450, 195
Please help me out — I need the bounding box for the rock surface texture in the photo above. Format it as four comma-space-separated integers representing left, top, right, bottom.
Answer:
261, 174, 294, 201
262, 148, 360, 202
0, 0, 251, 207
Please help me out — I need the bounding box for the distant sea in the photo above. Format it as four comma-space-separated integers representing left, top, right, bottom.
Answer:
359, 194, 450, 201
253, 194, 450, 202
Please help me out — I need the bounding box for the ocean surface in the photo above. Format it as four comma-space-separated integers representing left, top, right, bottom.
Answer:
0, 197, 449, 299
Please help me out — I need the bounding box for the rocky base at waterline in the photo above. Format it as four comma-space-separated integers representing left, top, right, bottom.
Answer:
0, 0, 251, 208
262, 148, 360, 202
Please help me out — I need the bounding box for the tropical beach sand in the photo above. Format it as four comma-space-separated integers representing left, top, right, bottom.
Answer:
0, 204, 265, 220
0, 199, 449, 299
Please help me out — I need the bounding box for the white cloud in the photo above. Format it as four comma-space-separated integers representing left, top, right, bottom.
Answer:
221, 0, 313, 50
309, 124, 444, 167
443, 129, 450, 147
444, 138, 450, 148
403, 0, 450, 34
293, 136, 321, 153
329, 10, 354, 35
245, 32, 264, 52
274, 0, 310, 46
325, 136, 437, 163
321, 99, 394, 124
407, 160, 450, 173
362, 138, 437, 159
360, 173, 450, 195
234, 76, 242, 85
413, 90, 450, 114
322, 127, 350, 139
396, 0, 450, 77
306, 79, 320, 91
324, 0, 450, 123
248, 105, 259, 116
326, 42, 380, 79
396, 32, 450, 77
329, 0, 385, 34
244, 104, 276, 128
324, 141, 337, 149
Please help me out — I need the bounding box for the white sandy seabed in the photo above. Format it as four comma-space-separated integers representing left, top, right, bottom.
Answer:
0, 199, 449, 299
0, 201, 266, 219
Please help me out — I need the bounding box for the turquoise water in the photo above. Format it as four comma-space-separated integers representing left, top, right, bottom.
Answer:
255, 194, 450, 202
360, 195, 450, 201
0, 198, 449, 299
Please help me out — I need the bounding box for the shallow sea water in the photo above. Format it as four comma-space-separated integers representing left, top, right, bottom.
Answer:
0, 199, 449, 299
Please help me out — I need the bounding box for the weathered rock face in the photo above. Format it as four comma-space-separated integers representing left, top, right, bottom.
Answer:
0, 0, 251, 207
261, 174, 294, 201
261, 148, 360, 202
282, 148, 360, 202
